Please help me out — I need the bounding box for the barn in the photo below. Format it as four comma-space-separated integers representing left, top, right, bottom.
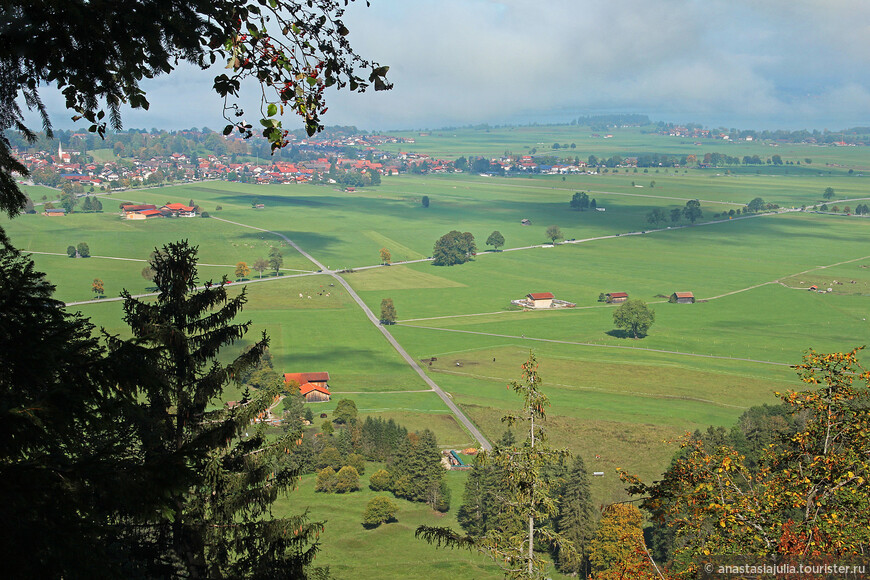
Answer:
299, 383, 331, 402
284, 372, 331, 402
606, 292, 629, 303
527, 292, 555, 309
670, 291, 695, 304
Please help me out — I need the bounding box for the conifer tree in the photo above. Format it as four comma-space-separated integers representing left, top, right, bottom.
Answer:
417, 351, 578, 579
0, 243, 149, 577
117, 240, 325, 578
555, 455, 597, 576
389, 429, 450, 511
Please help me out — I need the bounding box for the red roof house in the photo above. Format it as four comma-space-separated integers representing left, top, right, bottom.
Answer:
606, 292, 629, 303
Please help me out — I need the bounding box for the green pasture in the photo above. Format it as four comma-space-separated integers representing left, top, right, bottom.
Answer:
5, 130, 870, 534
273, 466, 502, 579
378, 125, 870, 172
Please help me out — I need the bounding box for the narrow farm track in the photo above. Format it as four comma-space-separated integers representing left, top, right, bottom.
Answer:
27, 250, 315, 272
396, 323, 793, 367
210, 216, 494, 451
443, 178, 746, 206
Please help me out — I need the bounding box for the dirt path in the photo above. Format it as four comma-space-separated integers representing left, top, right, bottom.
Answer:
396, 323, 793, 367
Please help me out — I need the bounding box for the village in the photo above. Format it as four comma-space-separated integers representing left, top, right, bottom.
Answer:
11, 127, 735, 195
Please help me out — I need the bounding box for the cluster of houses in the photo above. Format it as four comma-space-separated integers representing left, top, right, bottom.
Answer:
513, 290, 697, 310
121, 202, 198, 220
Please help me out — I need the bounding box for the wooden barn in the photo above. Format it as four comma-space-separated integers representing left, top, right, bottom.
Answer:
606, 292, 629, 303
670, 291, 695, 304
284, 372, 331, 402
527, 292, 555, 309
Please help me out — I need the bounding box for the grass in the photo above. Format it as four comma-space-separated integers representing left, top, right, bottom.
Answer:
6, 128, 870, 573
272, 465, 502, 579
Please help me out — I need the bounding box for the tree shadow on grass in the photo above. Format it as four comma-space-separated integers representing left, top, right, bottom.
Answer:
605, 329, 648, 339
361, 517, 397, 530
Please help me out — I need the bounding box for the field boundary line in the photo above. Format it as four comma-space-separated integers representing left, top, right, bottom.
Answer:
330, 390, 433, 394
430, 368, 748, 409
26, 250, 315, 272
397, 323, 792, 367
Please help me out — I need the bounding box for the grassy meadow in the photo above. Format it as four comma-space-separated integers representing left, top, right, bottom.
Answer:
5, 125, 870, 575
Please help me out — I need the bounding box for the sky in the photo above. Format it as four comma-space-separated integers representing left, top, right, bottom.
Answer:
32, 0, 870, 133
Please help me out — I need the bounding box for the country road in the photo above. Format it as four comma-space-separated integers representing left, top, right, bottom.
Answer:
210, 216, 494, 451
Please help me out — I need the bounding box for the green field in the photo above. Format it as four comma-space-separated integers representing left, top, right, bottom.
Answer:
5, 126, 870, 575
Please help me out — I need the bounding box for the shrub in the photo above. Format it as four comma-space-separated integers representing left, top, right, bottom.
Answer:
362, 496, 398, 528
200, 211, 210, 218
333, 466, 360, 493
369, 469, 391, 491
315, 467, 336, 492
346, 453, 366, 476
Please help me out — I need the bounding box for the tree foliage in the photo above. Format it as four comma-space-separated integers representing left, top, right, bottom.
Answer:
369, 469, 392, 491
115, 240, 324, 577
623, 348, 870, 578
0, 243, 146, 577
389, 430, 450, 511
380, 297, 397, 324
682, 199, 702, 223
432, 230, 476, 266
486, 230, 505, 251
363, 496, 398, 527
268, 246, 283, 274
588, 504, 654, 579
647, 208, 667, 227
417, 351, 577, 579
545, 225, 564, 245
570, 191, 590, 211
253, 257, 269, 278
333, 398, 358, 425
379, 247, 391, 264
333, 465, 361, 493
554, 455, 597, 576
234, 261, 250, 279
612, 299, 655, 338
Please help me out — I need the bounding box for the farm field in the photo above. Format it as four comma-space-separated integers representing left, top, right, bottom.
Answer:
5, 127, 870, 570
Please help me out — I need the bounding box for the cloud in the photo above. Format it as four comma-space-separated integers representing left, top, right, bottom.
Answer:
23, 0, 870, 132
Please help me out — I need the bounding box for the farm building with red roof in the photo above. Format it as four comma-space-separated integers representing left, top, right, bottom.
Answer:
284, 372, 331, 402
527, 292, 555, 308
670, 291, 695, 304
606, 292, 629, 303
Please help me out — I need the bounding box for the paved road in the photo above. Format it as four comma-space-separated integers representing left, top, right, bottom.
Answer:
211, 216, 493, 451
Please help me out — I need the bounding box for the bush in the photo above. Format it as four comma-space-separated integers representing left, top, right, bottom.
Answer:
200, 211, 210, 218
346, 453, 366, 475
315, 467, 336, 492
369, 469, 391, 491
333, 466, 360, 493
363, 496, 398, 528
317, 447, 342, 471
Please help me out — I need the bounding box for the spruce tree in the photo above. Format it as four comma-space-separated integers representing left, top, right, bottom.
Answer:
389, 429, 449, 510
0, 243, 147, 577
117, 240, 325, 578
555, 455, 597, 576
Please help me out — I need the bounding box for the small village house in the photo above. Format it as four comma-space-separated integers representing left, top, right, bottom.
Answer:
284, 372, 331, 402
527, 292, 555, 309
670, 291, 695, 304
606, 292, 629, 303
